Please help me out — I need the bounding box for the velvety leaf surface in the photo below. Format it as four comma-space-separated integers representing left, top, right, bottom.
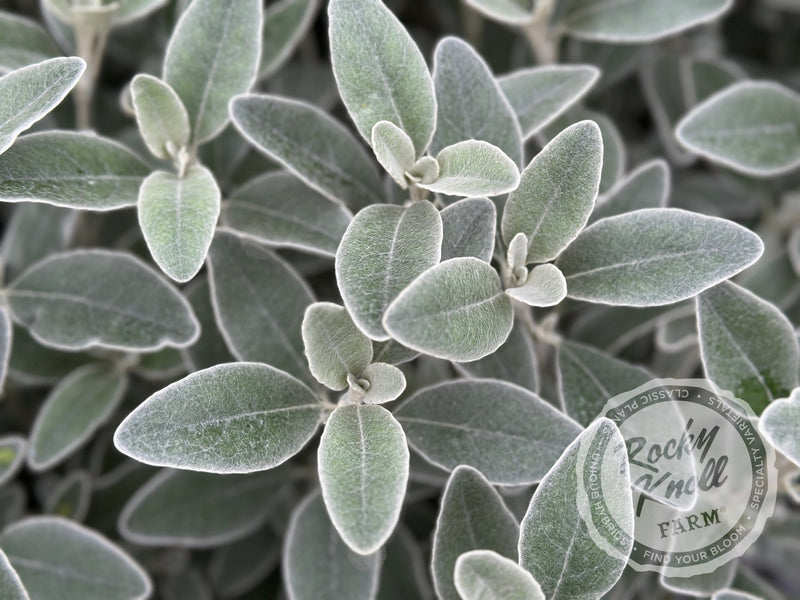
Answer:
164, 0, 261, 144
420, 140, 520, 198
698, 282, 799, 414
260, 0, 319, 79
760, 388, 800, 467
284, 492, 381, 600
455, 550, 545, 600
7, 250, 199, 351
371, 120, 415, 187
230, 94, 383, 211
454, 322, 538, 392
506, 263, 568, 307
590, 159, 670, 223
318, 404, 409, 554
556, 209, 764, 306
440, 197, 496, 263
328, 0, 436, 155
336, 201, 442, 340
1, 517, 151, 600
396, 379, 581, 484
383, 258, 513, 362
114, 363, 321, 473
360, 362, 406, 404
431, 466, 520, 600
130, 74, 190, 160
0, 131, 151, 210
0, 548, 28, 600
0, 436, 25, 487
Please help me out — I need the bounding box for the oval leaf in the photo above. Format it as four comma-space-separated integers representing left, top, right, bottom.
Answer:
371, 120, 416, 187
432, 466, 520, 600
455, 550, 545, 600
0, 548, 28, 600
420, 140, 520, 198
208, 526, 279, 598
502, 120, 602, 263
318, 403, 409, 554
0, 57, 84, 155
7, 250, 199, 351
396, 379, 582, 485
1, 517, 151, 600
0, 435, 26, 488
139, 165, 220, 283
114, 362, 321, 473
383, 257, 513, 362
441, 197, 497, 263
28, 363, 128, 471
590, 158, 670, 223
336, 201, 442, 340
556, 208, 764, 306
676, 81, 800, 177
360, 362, 406, 404
164, 0, 262, 144
328, 0, 436, 156
697, 281, 799, 414
130, 73, 190, 160
230, 94, 383, 211
0, 131, 151, 210
506, 263, 568, 307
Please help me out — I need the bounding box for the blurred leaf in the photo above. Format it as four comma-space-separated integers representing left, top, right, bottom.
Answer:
590, 159, 670, 223
441, 197, 497, 263
377, 526, 433, 600
455, 550, 545, 600
208, 526, 280, 598
760, 389, 800, 467
0, 547, 28, 600
180, 277, 235, 372
0, 11, 59, 73
420, 140, 520, 197
0, 435, 25, 487
260, 0, 319, 79
130, 74, 190, 160
661, 561, 737, 597
463, 0, 534, 25
44, 470, 92, 521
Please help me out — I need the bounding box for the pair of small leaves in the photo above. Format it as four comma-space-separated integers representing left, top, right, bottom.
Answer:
504, 234, 568, 307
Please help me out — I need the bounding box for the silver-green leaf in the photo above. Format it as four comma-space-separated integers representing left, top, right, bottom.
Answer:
506, 263, 568, 307
556, 208, 764, 306
383, 257, 513, 362
130, 73, 190, 160
455, 550, 545, 600
760, 388, 800, 467
7, 250, 199, 351
359, 362, 406, 404
371, 120, 416, 188
0, 548, 28, 600
328, 0, 436, 156
0, 11, 59, 73
113, 362, 321, 473
590, 158, 670, 223
441, 197, 497, 263
318, 403, 409, 554
336, 201, 442, 340
164, 0, 262, 144
396, 379, 582, 485
420, 140, 520, 198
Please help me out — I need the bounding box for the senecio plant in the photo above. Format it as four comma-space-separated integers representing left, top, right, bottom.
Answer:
1, 0, 800, 598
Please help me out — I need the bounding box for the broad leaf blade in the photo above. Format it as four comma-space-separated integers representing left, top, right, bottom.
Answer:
441, 197, 496, 263
591, 159, 670, 223
506, 263, 567, 307
760, 389, 800, 467
556, 208, 764, 306
1, 517, 151, 600
455, 550, 545, 600
384, 257, 512, 362
396, 379, 582, 485
230, 94, 383, 211
318, 404, 409, 554
139, 166, 221, 283
0, 57, 84, 155
284, 492, 381, 600
420, 140, 520, 197
260, 0, 320, 79
130, 73, 190, 160
0, 548, 28, 600
328, 0, 436, 156
114, 362, 321, 473
360, 362, 406, 404
697, 281, 799, 414
164, 0, 262, 144
676, 81, 800, 177
7, 250, 199, 351
431, 466, 520, 600
0, 131, 151, 210
519, 418, 634, 600
207, 230, 313, 383
336, 201, 442, 340
371, 120, 416, 187
502, 120, 602, 263
28, 363, 127, 471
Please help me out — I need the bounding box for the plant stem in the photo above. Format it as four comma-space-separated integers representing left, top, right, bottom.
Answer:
72, 5, 114, 130
523, 0, 560, 65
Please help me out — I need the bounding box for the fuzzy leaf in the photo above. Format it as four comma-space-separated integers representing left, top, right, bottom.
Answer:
559, 0, 732, 42
431, 466, 520, 600
0, 436, 25, 487
396, 379, 581, 485
28, 364, 127, 471
164, 0, 262, 144
284, 492, 381, 600
360, 362, 406, 404
207, 231, 313, 383
260, 0, 319, 79
499, 65, 599, 139
119, 469, 291, 547
0, 11, 59, 73
441, 198, 496, 263
463, 0, 534, 25
114, 362, 321, 473
336, 201, 442, 340
1, 517, 151, 600
502, 120, 602, 263
383, 257, 513, 362
139, 166, 220, 283
0, 57, 84, 155
230, 94, 383, 211
698, 281, 799, 414
0, 548, 28, 600
431, 37, 522, 167
0, 131, 151, 210
372, 339, 420, 366
420, 140, 520, 197
318, 404, 409, 554
760, 389, 800, 467
130, 74, 190, 160
371, 120, 416, 187
302, 302, 373, 390
591, 159, 670, 223
328, 0, 436, 156
455, 550, 545, 600
676, 81, 800, 177
506, 263, 568, 307
223, 171, 352, 257
519, 418, 634, 600
454, 322, 538, 392
556, 208, 764, 306
557, 341, 652, 426
7, 250, 199, 351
